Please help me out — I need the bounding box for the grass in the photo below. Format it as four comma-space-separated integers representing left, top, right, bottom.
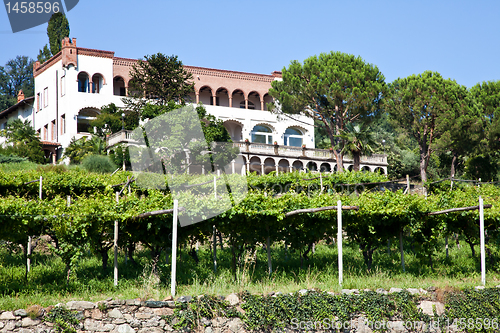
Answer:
0, 237, 499, 310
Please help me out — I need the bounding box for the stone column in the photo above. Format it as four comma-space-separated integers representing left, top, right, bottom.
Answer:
245, 99, 249, 109
261, 99, 265, 111
275, 164, 279, 175
261, 163, 265, 175
213, 95, 217, 106
196, 93, 200, 104
229, 97, 232, 108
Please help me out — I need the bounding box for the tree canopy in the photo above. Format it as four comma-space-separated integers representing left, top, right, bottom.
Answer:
0, 119, 44, 163
0, 56, 34, 110
269, 51, 387, 171
47, 12, 70, 55
125, 53, 194, 114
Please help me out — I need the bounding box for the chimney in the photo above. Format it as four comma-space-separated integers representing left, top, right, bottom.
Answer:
17, 90, 25, 103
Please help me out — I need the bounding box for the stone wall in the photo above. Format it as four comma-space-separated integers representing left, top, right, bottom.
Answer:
0, 287, 459, 333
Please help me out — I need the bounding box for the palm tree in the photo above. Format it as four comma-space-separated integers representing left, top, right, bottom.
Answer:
337, 122, 376, 171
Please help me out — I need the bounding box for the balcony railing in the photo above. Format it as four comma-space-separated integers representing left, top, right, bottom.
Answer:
106, 130, 387, 165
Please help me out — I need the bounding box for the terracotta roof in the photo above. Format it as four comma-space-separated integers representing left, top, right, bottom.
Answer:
41, 141, 62, 147
0, 96, 34, 118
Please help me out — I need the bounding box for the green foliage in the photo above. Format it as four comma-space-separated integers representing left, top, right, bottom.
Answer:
82, 155, 117, 174
464, 155, 499, 181
44, 306, 80, 333
0, 153, 27, 163
269, 51, 387, 171
37, 44, 52, 64
63, 136, 106, 164
1, 119, 45, 163
125, 52, 194, 112
0, 56, 34, 110
47, 13, 70, 56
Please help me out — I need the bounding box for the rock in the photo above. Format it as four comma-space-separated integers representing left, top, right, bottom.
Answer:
375, 288, 388, 295
142, 318, 159, 328
4, 321, 16, 331
108, 309, 124, 319
327, 291, 336, 296
14, 309, 27, 317
112, 319, 126, 325
419, 288, 428, 295
225, 293, 239, 306
138, 328, 163, 333
363, 289, 371, 292
200, 317, 211, 326
205, 327, 213, 333
152, 308, 172, 316
417, 301, 445, 316
134, 312, 151, 319
162, 296, 174, 301
66, 301, 96, 310
342, 289, 359, 294
475, 286, 485, 290
389, 287, 403, 293
407, 288, 420, 295
128, 319, 141, 328
298, 289, 308, 295
176, 296, 192, 303
427, 286, 437, 292
21, 318, 40, 327
388, 321, 405, 332
84, 319, 114, 332
165, 301, 175, 308
91, 309, 103, 319
117, 324, 136, 333
0, 311, 16, 320
228, 318, 243, 333
75, 311, 85, 320
144, 301, 167, 308
0, 322, 4, 329
123, 314, 133, 322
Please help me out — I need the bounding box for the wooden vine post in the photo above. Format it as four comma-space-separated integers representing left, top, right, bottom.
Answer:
114, 192, 119, 287
480, 196, 485, 286
337, 200, 343, 286
170, 200, 179, 297
400, 175, 408, 272
213, 225, 217, 273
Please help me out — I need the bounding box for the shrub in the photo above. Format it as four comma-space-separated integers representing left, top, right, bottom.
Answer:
0, 153, 27, 163
81, 155, 117, 174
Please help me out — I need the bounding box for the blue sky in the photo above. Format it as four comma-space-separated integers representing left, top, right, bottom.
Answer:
1, 0, 499, 88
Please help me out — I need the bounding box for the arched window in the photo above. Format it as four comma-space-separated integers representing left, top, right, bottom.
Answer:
284, 127, 303, 147
77, 72, 89, 93
92, 74, 103, 93
251, 125, 273, 144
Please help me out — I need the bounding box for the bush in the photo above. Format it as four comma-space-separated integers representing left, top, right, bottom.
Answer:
0, 154, 27, 164
81, 155, 117, 174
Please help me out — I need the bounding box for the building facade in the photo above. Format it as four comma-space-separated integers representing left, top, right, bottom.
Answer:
31, 37, 316, 163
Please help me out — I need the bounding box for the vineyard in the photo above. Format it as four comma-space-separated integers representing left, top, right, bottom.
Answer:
1, 165, 500, 305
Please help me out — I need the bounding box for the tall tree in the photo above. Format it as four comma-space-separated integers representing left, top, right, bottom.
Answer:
388, 72, 466, 183
0, 56, 34, 110
471, 81, 500, 151
125, 53, 194, 114
47, 12, 70, 55
434, 84, 483, 178
269, 51, 387, 172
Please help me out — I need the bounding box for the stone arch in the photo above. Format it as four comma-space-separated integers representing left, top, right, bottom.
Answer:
361, 165, 371, 172
77, 71, 90, 92
374, 167, 385, 175
320, 163, 331, 173
264, 157, 276, 174
77, 107, 100, 133
223, 120, 243, 142
278, 159, 290, 173
198, 85, 214, 105
91, 73, 104, 94
249, 156, 262, 174
347, 165, 354, 172
263, 93, 274, 111
284, 126, 306, 147
292, 160, 303, 171
306, 161, 317, 171
215, 87, 230, 107
231, 89, 246, 109
248, 91, 261, 110
113, 76, 126, 96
